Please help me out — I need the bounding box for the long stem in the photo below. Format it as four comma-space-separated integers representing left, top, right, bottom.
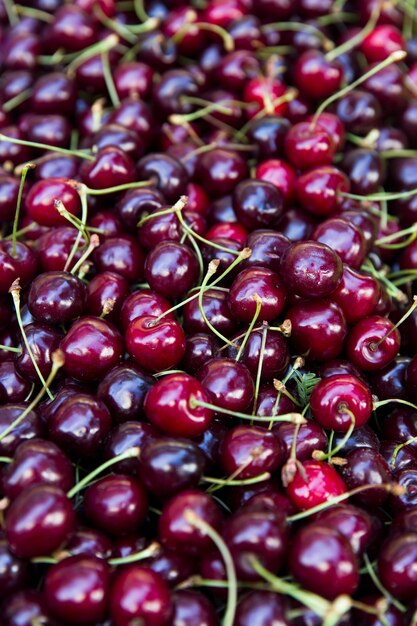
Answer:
363, 554, 406, 613
203, 471, 271, 489
252, 322, 268, 415
372, 296, 417, 350
235, 296, 262, 361
109, 541, 160, 566
64, 186, 87, 273
189, 396, 306, 424
12, 163, 35, 257
66, 34, 119, 73
198, 261, 236, 347
0, 134, 94, 161
325, 5, 380, 61
101, 51, 120, 108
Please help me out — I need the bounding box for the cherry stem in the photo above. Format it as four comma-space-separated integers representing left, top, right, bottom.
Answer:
71, 234, 100, 276
273, 380, 301, 407
0, 350, 64, 444
361, 258, 408, 303
363, 554, 406, 613
101, 51, 120, 108
67, 448, 140, 498
55, 200, 90, 243
314, 411, 356, 462
64, 186, 88, 273
0, 344, 21, 354
203, 471, 271, 488
171, 22, 234, 52
317, 11, 357, 26
133, 0, 149, 21
375, 224, 417, 249
108, 541, 160, 566
0, 133, 94, 161
15, 4, 51, 21
184, 510, 237, 626
261, 22, 334, 52
374, 397, 417, 411
86, 179, 155, 196
3, 0, 17, 25
235, 295, 262, 361
325, 4, 380, 61
372, 296, 417, 350
12, 162, 34, 257
170, 102, 237, 125
270, 358, 305, 429
3, 88, 32, 113
311, 50, 407, 129
94, 5, 139, 44
235, 90, 297, 141
66, 34, 120, 74
0, 457, 12, 464
198, 260, 238, 348
252, 321, 269, 416
189, 396, 306, 424
10, 281, 54, 400
391, 435, 417, 470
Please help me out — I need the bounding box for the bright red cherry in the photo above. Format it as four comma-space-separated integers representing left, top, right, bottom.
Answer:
296, 166, 350, 217
346, 315, 401, 371
285, 121, 335, 170
125, 315, 186, 373
25, 179, 81, 227
243, 77, 288, 118
229, 267, 287, 323
255, 159, 296, 204
360, 25, 405, 63
286, 460, 347, 510
331, 265, 381, 323
293, 50, 343, 100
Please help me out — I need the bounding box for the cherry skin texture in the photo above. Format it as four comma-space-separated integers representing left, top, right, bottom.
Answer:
94, 236, 145, 284
120, 289, 173, 332
286, 460, 347, 511
60, 316, 124, 381
290, 524, 359, 600
45, 555, 110, 624
233, 590, 289, 626
110, 566, 173, 626
232, 179, 284, 230
25, 179, 81, 227
378, 532, 417, 600
5, 485, 75, 559
346, 315, 401, 372
144, 373, 213, 438
125, 315, 186, 373
296, 167, 349, 217
274, 421, 328, 463
310, 374, 373, 432
315, 504, 374, 556
312, 217, 366, 269
28, 271, 87, 325
144, 242, 199, 300
229, 267, 287, 323
219, 426, 285, 478
280, 241, 342, 299
97, 363, 153, 423
331, 265, 381, 324
170, 590, 219, 626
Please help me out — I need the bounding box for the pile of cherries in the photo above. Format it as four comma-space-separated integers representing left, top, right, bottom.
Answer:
1, 0, 417, 624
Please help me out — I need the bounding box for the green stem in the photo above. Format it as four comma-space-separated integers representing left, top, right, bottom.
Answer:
190, 397, 306, 424
202, 472, 271, 488
3, 89, 32, 112
64, 187, 88, 273
109, 542, 159, 566
325, 5, 380, 62
101, 51, 120, 108
363, 554, 406, 613
252, 322, 268, 415
66, 34, 119, 73
0, 344, 21, 353
0, 133, 94, 161
235, 296, 262, 361
12, 163, 34, 257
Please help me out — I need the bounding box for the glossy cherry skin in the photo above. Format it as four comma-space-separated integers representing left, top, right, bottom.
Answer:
290, 524, 359, 600
0, 241, 38, 293
86, 271, 129, 321
139, 437, 205, 498
45, 555, 110, 625
5, 484, 75, 559
84, 474, 148, 536
296, 166, 349, 218
126, 316, 186, 373
316, 504, 374, 556
30, 71, 76, 114
114, 61, 153, 100
46, 393, 112, 460
332, 265, 381, 324
25, 179, 81, 227
2, 438, 73, 500
15, 323, 61, 382
197, 358, 254, 414
361, 24, 405, 63
94, 236, 145, 284
137, 153, 188, 203
80, 147, 135, 190
0, 361, 31, 405
277, 207, 317, 243
310, 374, 373, 432
110, 566, 172, 626
232, 179, 284, 230
255, 159, 296, 205
120, 289, 173, 333
144, 373, 213, 438
293, 50, 343, 100
183, 287, 237, 338
285, 121, 335, 170
28, 271, 87, 325
182, 333, 218, 373
341, 448, 392, 507
248, 115, 290, 160
336, 89, 382, 135
274, 420, 328, 463
116, 187, 165, 231
286, 460, 347, 510
196, 148, 248, 198
109, 98, 154, 146
234, 590, 289, 626
103, 422, 158, 476
220, 425, 285, 478
346, 315, 401, 372
97, 363, 153, 423
223, 509, 288, 581
341, 149, 385, 196
280, 241, 342, 299
37, 226, 83, 273
378, 533, 417, 600
312, 217, 366, 269
0, 175, 23, 223
2, 590, 57, 626
228, 328, 289, 381
381, 439, 417, 475
159, 489, 222, 554
65, 526, 112, 561
60, 316, 124, 382
169, 590, 218, 626
243, 230, 290, 274
229, 267, 287, 323
0, 404, 43, 456
144, 242, 199, 300
287, 299, 347, 362
0, 539, 28, 597
0, 126, 30, 166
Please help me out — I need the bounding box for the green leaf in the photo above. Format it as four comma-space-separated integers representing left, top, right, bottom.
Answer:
293, 371, 321, 407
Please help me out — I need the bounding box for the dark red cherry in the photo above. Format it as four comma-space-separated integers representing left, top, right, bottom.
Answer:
38, 226, 83, 273
60, 316, 124, 381
287, 299, 347, 362
88, 123, 145, 160
114, 61, 154, 100
137, 153, 188, 203
182, 333, 218, 374
229, 267, 287, 323
234, 590, 289, 626
116, 187, 165, 231
285, 121, 335, 170
2, 439, 73, 500
332, 265, 380, 323
310, 374, 373, 432
281, 241, 342, 299
97, 363, 153, 423
243, 230, 290, 273
0, 126, 30, 166
227, 328, 290, 381
220, 425, 285, 478
2, 33, 40, 71
45, 555, 109, 625
2, 590, 57, 626
341, 448, 392, 507
248, 116, 290, 160
94, 236, 145, 284
109, 98, 155, 146
378, 533, 417, 600
290, 524, 359, 600
50, 6, 96, 51
5, 484, 75, 559
145, 242, 199, 299
370, 356, 409, 401
16, 323, 62, 382
312, 217, 366, 268
139, 437, 205, 498
153, 69, 200, 116
159, 489, 222, 554
196, 148, 248, 198
335, 90, 382, 135
103, 421, 158, 476
28, 271, 87, 325
274, 420, 328, 463
255, 159, 296, 204
0, 240, 38, 293
170, 590, 218, 626
80, 147, 135, 190
0, 176, 23, 222
46, 393, 111, 460
316, 504, 374, 556
120, 289, 173, 333
0, 361, 31, 405
232, 179, 284, 230
0, 404, 43, 457
296, 167, 349, 217
144, 373, 212, 438
277, 207, 317, 243
286, 460, 347, 510
183, 288, 237, 337
293, 50, 343, 100
86, 271, 129, 321
110, 566, 172, 626
143, 546, 196, 588
125, 316, 186, 373
84, 474, 148, 536
0, 539, 28, 597
346, 315, 401, 372
197, 357, 254, 414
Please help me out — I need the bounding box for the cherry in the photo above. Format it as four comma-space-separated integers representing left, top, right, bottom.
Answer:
159, 489, 222, 553
0, 240, 38, 293
2, 590, 57, 626
220, 425, 285, 478
196, 148, 248, 198
145, 242, 199, 299
0, 126, 30, 166
86, 271, 129, 321
285, 121, 335, 170
126, 315, 186, 373
296, 166, 349, 218
310, 374, 373, 432
144, 372, 213, 438
370, 356, 409, 401
287, 299, 347, 362
378, 532, 417, 600
234, 590, 289, 626
255, 159, 296, 204
346, 315, 401, 372
88, 123, 145, 160
293, 50, 343, 100
2, 33, 41, 72
60, 316, 124, 381
139, 437, 205, 498
65, 526, 112, 560
248, 116, 290, 160
281, 241, 342, 299
110, 566, 172, 626
277, 207, 317, 243
16, 323, 62, 382
84, 474, 148, 536
341, 448, 392, 507
361, 25, 405, 63
332, 265, 381, 323
120, 289, 173, 332
5, 484, 75, 559
109, 99, 155, 146
274, 420, 328, 462
381, 439, 417, 475
144, 546, 196, 588
114, 62, 154, 101
153, 69, 200, 117
50, 6, 96, 51
214, 50, 260, 91
197, 357, 254, 414
80, 147, 135, 190
45, 555, 110, 625
229, 267, 287, 323
116, 187, 165, 231
316, 504, 374, 555
243, 230, 290, 274
205, 222, 248, 245
306, 112, 346, 152
0, 539, 28, 597
170, 590, 218, 626
313, 217, 366, 269
103, 421, 158, 477
286, 460, 347, 510
46, 393, 112, 460
335, 90, 382, 135
232, 179, 284, 230
223, 509, 288, 580
341, 149, 385, 196
97, 363, 153, 423
0, 176, 23, 223
137, 153, 188, 202
94, 236, 145, 284
28, 271, 87, 325
2, 438, 74, 500
0, 361, 31, 405
38, 226, 83, 273
290, 524, 359, 600
0, 404, 44, 456
228, 327, 290, 381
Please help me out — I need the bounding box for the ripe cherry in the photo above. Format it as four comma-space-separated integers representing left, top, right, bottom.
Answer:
28, 271, 87, 325
346, 315, 401, 372
25, 179, 81, 227
296, 166, 349, 217
285, 121, 335, 170
286, 460, 347, 510
281, 241, 342, 299
293, 50, 343, 100
220, 425, 285, 478
233, 179, 284, 230
120, 289, 173, 333
378, 532, 417, 600
126, 315, 186, 373
144, 242, 199, 299
229, 267, 287, 323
